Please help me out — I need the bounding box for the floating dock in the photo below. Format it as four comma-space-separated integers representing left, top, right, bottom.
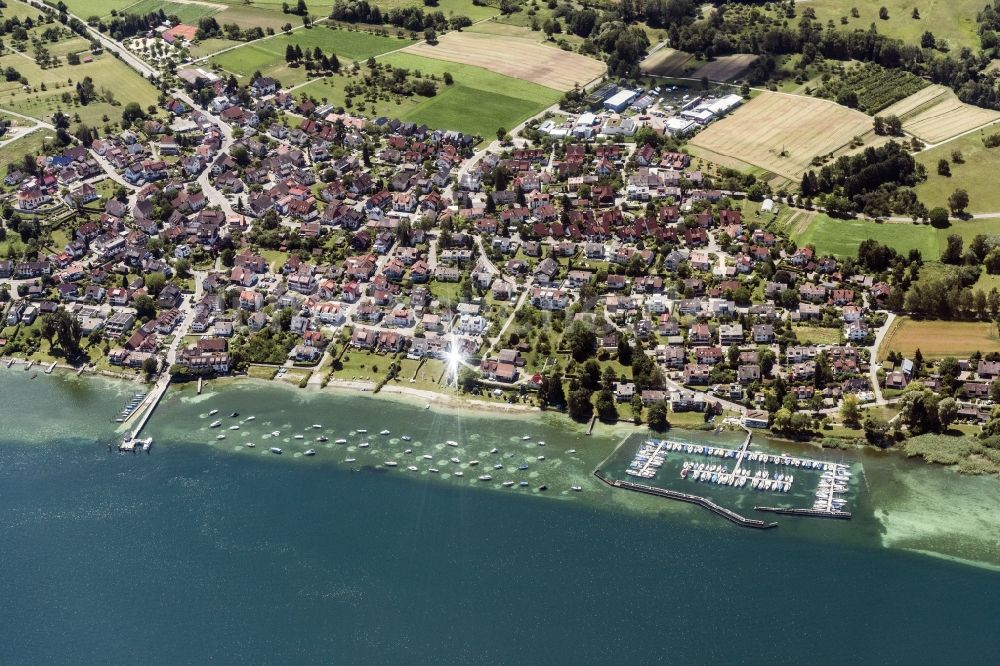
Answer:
594, 470, 777, 529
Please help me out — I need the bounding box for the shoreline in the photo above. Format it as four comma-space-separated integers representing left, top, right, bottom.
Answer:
4, 366, 1000, 572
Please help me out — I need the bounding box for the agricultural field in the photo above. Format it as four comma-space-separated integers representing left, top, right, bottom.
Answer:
689, 54, 757, 82
378, 52, 561, 136
915, 121, 1000, 214
687, 91, 874, 180
812, 63, 927, 114
640, 48, 694, 77
400, 31, 605, 91
881, 85, 1000, 144
296, 52, 560, 140
807, 0, 984, 51
792, 214, 943, 258
211, 27, 414, 83
879, 317, 1000, 360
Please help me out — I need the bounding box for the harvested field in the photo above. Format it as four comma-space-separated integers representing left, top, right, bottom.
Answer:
878, 84, 951, 120
882, 85, 1000, 144
688, 91, 872, 180
401, 32, 605, 91
690, 54, 757, 81
640, 48, 694, 77
879, 317, 1000, 361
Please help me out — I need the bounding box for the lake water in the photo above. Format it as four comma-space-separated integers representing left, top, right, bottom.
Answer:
1, 369, 998, 663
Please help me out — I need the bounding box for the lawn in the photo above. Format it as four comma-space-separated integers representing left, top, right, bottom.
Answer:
915, 122, 1000, 214
0, 129, 57, 171
879, 317, 1000, 360
1, 52, 159, 132
363, 0, 498, 21
211, 27, 414, 82
393, 357, 447, 392
336, 349, 388, 383
792, 324, 842, 345
793, 213, 942, 258
808, 0, 983, 51
59, 0, 132, 18
117, 0, 221, 23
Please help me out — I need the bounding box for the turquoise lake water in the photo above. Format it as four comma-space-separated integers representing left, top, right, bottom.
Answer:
1, 370, 998, 663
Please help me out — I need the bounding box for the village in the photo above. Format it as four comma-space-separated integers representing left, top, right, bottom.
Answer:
1, 1, 999, 448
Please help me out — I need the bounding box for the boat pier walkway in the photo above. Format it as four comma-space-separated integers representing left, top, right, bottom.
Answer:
754, 506, 852, 520
117, 374, 171, 452
594, 470, 777, 529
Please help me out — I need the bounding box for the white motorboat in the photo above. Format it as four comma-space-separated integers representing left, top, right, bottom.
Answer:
209, 409, 219, 416
229, 425, 239, 430
446, 440, 458, 447
538, 456, 545, 461
422, 454, 433, 460
567, 449, 576, 454
450, 457, 460, 464
216, 434, 226, 440
271, 430, 280, 437
454, 471, 464, 477
537, 441, 545, 446
429, 468, 439, 473
270, 447, 282, 454
359, 442, 370, 448
345, 457, 357, 463
404, 448, 412, 454
401, 435, 412, 441
469, 460, 479, 466
522, 436, 530, 441
210, 420, 222, 428
312, 424, 323, 429
245, 416, 256, 422
380, 429, 391, 435
384, 461, 398, 467
245, 442, 256, 448
571, 486, 582, 492
304, 449, 316, 456
502, 481, 514, 487
357, 429, 368, 434
490, 447, 498, 454
478, 475, 492, 481
407, 465, 418, 471
493, 463, 503, 470
294, 434, 304, 440
317, 436, 329, 442
335, 438, 348, 444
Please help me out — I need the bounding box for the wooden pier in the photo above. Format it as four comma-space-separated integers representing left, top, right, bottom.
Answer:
594, 470, 777, 529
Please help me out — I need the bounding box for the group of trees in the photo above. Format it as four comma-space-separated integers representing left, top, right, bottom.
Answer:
329, 0, 463, 33
798, 142, 925, 216
285, 44, 341, 73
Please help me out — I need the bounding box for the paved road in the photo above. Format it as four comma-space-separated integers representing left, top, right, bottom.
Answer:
868, 311, 896, 406
64, 9, 159, 80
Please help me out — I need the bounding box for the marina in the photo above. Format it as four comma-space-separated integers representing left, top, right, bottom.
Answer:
614, 431, 854, 521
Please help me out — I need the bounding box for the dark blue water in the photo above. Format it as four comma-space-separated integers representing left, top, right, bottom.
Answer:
1, 437, 998, 664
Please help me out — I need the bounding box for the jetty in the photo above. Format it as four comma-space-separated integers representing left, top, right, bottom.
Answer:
117, 374, 170, 452
755, 506, 852, 520
45, 361, 56, 374
594, 470, 777, 529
